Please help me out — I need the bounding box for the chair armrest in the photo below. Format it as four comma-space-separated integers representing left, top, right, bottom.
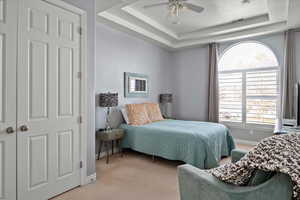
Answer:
231, 149, 248, 163
178, 164, 292, 200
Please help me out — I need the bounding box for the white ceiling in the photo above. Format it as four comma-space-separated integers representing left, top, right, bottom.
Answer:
131, 0, 269, 34
96, 0, 300, 50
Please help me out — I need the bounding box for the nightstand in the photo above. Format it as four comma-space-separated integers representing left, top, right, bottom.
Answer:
97, 128, 125, 164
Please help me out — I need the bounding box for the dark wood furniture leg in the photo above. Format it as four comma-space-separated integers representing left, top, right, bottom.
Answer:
112, 140, 114, 155
105, 141, 109, 164
98, 140, 103, 160
119, 140, 123, 157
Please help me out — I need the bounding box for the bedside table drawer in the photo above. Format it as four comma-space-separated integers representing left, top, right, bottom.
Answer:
99, 129, 124, 141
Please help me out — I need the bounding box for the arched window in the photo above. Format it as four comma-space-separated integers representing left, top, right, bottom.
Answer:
218, 42, 279, 125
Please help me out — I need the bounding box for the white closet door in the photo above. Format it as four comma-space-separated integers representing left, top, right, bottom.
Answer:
17, 0, 81, 199
0, 0, 17, 200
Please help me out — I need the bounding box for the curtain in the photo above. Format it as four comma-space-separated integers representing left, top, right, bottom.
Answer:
282, 29, 296, 120
208, 43, 219, 123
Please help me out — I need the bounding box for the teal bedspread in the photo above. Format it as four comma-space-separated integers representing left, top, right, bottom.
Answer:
120, 120, 235, 169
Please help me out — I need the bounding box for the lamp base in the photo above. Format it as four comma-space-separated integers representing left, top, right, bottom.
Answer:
105, 125, 112, 131
105, 107, 112, 131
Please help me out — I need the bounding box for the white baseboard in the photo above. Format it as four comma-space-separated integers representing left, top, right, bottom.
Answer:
82, 148, 121, 185
235, 139, 258, 146
83, 173, 97, 185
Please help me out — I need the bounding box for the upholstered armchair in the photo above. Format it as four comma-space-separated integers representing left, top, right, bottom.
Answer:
178, 149, 293, 200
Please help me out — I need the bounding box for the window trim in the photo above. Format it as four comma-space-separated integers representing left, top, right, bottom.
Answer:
219, 66, 278, 74
219, 67, 279, 127
220, 121, 275, 131
219, 41, 280, 67
218, 41, 280, 130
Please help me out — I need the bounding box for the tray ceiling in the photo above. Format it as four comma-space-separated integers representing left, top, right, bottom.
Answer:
97, 0, 300, 50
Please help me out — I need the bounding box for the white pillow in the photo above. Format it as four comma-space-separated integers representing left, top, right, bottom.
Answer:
121, 107, 130, 124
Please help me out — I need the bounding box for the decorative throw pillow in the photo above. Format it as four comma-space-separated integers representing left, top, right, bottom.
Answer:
126, 104, 151, 125
144, 103, 164, 122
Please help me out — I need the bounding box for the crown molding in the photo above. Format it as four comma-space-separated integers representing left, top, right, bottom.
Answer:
174, 21, 287, 48
96, 0, 295, 50
98, 12, 174, 47
179, 14, 270, 39
122, 6, 179, 39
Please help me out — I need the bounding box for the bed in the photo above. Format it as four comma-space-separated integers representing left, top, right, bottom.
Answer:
120, 119, 235, 169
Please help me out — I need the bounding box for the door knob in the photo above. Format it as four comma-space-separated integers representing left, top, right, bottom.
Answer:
6, 127, 14, 134
20, 125, 29, 132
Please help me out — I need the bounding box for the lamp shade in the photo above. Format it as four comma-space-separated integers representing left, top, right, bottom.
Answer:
99, 93, 118, 107
160, 94, 173, 103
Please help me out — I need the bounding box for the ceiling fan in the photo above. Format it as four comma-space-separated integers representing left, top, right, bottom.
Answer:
143, 0, 204, 25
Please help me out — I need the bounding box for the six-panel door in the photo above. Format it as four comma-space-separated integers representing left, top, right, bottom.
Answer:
0, 0, 17, 199
17, 0, 82, 199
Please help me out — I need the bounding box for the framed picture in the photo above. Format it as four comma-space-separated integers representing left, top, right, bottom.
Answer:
124, 72, 149, 97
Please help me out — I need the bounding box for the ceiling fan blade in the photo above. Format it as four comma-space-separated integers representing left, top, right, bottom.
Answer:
183, 3, 204, 13
143, 2, 169, 9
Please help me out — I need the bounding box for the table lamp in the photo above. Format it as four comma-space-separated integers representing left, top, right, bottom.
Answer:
160, 94, 173, 118
99, 93, 118, 130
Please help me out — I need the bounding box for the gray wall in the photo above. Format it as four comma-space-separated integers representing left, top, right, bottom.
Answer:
296, 32, 300, 80
94, 29, 299, 143
170, 46, 209, 121
52, 1, 300, 175
61, 0, 96, 175
95, 23, 172, 129
170, 33, 298, 142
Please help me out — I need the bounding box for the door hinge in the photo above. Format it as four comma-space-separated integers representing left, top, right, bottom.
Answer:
77, 72, 82, 79
80, 161, 83, 169
78, 116, 83, 124
78, 27, 83, 35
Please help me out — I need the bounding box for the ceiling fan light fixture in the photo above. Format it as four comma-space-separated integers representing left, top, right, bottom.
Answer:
242, 0, 250, 4
167, 14, 181, 25
144, 0, 204, 25
167, 1, 181, 25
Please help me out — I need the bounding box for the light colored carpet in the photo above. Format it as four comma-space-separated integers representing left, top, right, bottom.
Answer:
53, 144, 254, 200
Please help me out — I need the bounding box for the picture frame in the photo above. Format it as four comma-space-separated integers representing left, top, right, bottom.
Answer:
124, 72, 149, 98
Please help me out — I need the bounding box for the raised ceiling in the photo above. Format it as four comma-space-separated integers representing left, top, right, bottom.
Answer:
96, 0, 300, 50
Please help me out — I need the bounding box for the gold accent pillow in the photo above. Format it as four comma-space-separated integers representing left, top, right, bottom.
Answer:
144, 103, 164, 122
126, 104, 151, 125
